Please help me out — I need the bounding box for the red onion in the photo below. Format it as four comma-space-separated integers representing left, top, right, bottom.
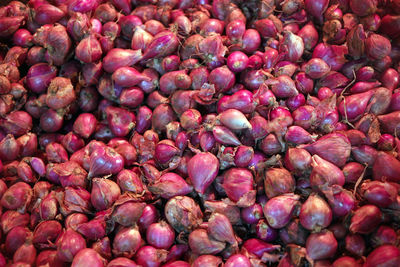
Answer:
149, 172, 192, 199
204, 200, 241, 225
241, 203, 264, 224
165, 196, 202, 233
365, 245, 400, 267
0, 211, 29, 234
333, 256, 361, 267
146, 221, 175, 249
222, 168, 255, 207
326, 186, 355, 217
366, 33, 391, 60
112, 201, 146, 227
279, 219, 307, 246
112, 226, 141, 257
57, 229, 86, 262
58, 186, 91, 216
300, 194, 332, 231
371, 225, 398, 247
2, 0, 400, 264
361, 181, 397, 208
65, 213, 89, 231
141, 30, 179, 60
350, 205, 382, 234
190, 256, 220, 267
107, 257, 138, 267
306, 231, 337, 261
102, 48, 142, 73
225, 254, 251, 267
0, 16, 25, 38
264, 168, 295, 198
345, 234, 365, 257
88, 145, 124, 178
116, 169, 144, 194
242, 238, 280, 258
139, 204, 159, 231
301, 133, 350, 167
256, 219, 278, 242
32, 220, 62, 249
188, 228, 226, 255
13, 243, 36, 265
373, 151, 400, 183
310, 155, 345, 190
305, 0, 329, 24
302, 58, 330, 79
91, 178, 120, 210
75, 35, 102, 63
1, 182, 32, 213
5, 226, 32, 255
71, 248, 106, 267
227, 51, 249, 73
209, 66, 235, 93
213, 126, 241, 146
208, 212, 237, 245
263, 194, 300, 229
152, 104, 176, 133
135, 246, 168, 267
188, 152, 219, 194
36, 250, 65, 267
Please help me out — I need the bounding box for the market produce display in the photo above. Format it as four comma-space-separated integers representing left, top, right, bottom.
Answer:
1, 0, 400, 266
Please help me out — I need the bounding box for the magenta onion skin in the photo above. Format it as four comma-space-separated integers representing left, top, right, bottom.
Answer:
365, 245, 400, 267
57, 229, 86, 262
91, 178, 121, 211
188, 228, 226, 255
222, 168, 255, 207
371, 226, 398, 247
208, 212, 237, 245
306, 231, 338, 261
299, 194, 332, 231
25, 63, 57, 94
112, 226, 141, 258
264, 168, 295, 198
108, 257, 138, 267
301, 133, 351, 167
263, 194, 300, 229
192, 255, 222, 267
242, 238, 280, 258
373, 151, 400, 183
102, 48, 142, 73
349, 205, 382, 234
310, 155, 345, 190
188, 152, 219, 194
256, 219, 278, 242
71, 248, 106, 267
135, 246, 168, 267
345, 234, 365, 257
225, 254, 251, 267
1, 182, 32, 213
361, 181, 397, 208
146, 221, 175, 249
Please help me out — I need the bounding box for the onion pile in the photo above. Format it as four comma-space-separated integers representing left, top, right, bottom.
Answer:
0, 0, 400, 266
